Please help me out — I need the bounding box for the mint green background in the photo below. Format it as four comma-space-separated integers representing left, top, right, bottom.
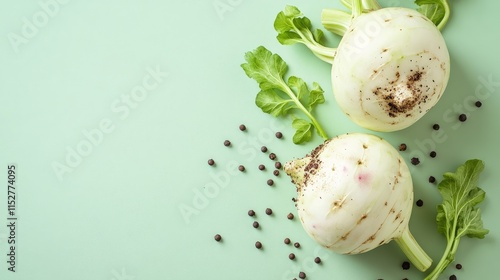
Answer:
1, 0, 499, 279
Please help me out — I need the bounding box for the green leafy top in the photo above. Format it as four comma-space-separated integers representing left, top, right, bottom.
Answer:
241, 46, 329, 144
274, 5, 336, 64
425, 159, 489, 280
415, 0, 451, 30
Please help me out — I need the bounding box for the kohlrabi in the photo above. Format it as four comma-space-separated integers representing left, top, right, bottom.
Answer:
274, 0, 451, 131
284, 133, 432, 271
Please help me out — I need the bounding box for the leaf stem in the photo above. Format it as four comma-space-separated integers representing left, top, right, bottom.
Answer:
278, 81, 329, 140
437, 0, 451, 30
321, 9, 352, 36
394, 227, 432, 272
424, 219, 458, 280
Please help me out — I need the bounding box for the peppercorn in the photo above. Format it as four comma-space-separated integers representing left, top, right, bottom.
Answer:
455, 263, 462, 270
265, 208, 273, 215
449, 275, 457, 280
399, 143, 407, 151
208, 159, 215, 166
314, 257, 321, 264
475, 101, 482, 108
275, 162, 282, 169
287, 213, 294, 220
276, 132, 283, 139
429, 176, 436, 183
258, 164, 265, 171
223, 140, 231, 146
255, 241, 262, 249
284, 238, 291, 245
430, 151, 437, 158
458, 114, 467, 122
214, 234, 222, 242
402, 261, 410, 270
267, 179, 274, 186
289, 253, 295, 260
269, 153, 277, 160
261, 146, 268, 153
294, 242, 300, 248
433, 123, 440, 130
239, 124, 246, 131
416, 199, 424, 207
273, 170, 280, 176
298, 272, 306, 279
411, 157, 420, 165
253, 221, 260, 229
238, 165, 245, 172
248, 210, 255, 217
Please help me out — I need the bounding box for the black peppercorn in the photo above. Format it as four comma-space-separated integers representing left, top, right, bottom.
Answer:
449, 275, 457, 280
411, 157, 420, 165
269, 153, 277, 160
238, 165, 245, 172
214, 234, 222, 242
430, 151, 437, 158
258, 164, 265, 171
416, 199, 424, 207
248, 210, 255, 217
276, 132, 283, 139
265, 208, 273, 215
289, 253, 295, 260
261, 146, 268, 153
402, 261, 410, 270
284, 238, 291, 245
433, 123, 440, 130
255, 241, 262, 249
239, 124, 246, 131
314, 257, 321, 264
267, 179, 274, 186
455, 263, 462, 270
287, 213, 294, 220
253, 221, 259, 229
399, 143, 407, 151
208, 159, 215, 166
475, 101, 482, 108
458, 114, 467, 122
223, 140, 231, 146
273, 170, 280, 176
299, 272, 306, 279
429, 176, 436, 183
294, 242, 300, 248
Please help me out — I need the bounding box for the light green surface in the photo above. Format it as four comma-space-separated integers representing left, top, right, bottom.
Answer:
1, 0, 499, 279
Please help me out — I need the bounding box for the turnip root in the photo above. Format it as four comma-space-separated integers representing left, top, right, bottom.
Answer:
284, 133, 432, 271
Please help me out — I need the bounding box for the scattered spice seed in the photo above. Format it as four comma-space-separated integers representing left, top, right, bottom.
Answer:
399, 143, 407, 151
238, 165, 245, 172
207, 159, 215, 166
275, 162, 282, 169
267, 179, 274, 186
214, 234, 222, 242
455, 263, 462, 270
287, 213, 294, 220
458, 114, 467, 122
255, 241, 262, 249
239, 124, 246, 131
261, 146, 268, 153
273, 170, 280, 176
284, 238, 291, 245
299, 272, 306, 279
402, 261, 410, 270
248, 210, 255, 217
430, 151, 437, 158
429, 176, 436, 183
289, 253, 296, 260
253, 221, 260, 229
269, 153, 277, 160
416, 199, 424, 207
475, 101, 482, 108
275, 131, 283, 139
449, 275, 457, 280
265, 208, 273, 215
258, 164, 266, 171
223, 140, 231, 146
433, 123, 440, 130
294, 242, 300, 248
411, 157, 420, 165
314, 257, 321, 264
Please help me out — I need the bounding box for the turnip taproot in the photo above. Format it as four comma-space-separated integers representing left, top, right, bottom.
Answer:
284, 133, 432, 271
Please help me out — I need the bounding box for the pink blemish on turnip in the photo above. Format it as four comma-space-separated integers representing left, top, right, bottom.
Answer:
357, 173, 372, 187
